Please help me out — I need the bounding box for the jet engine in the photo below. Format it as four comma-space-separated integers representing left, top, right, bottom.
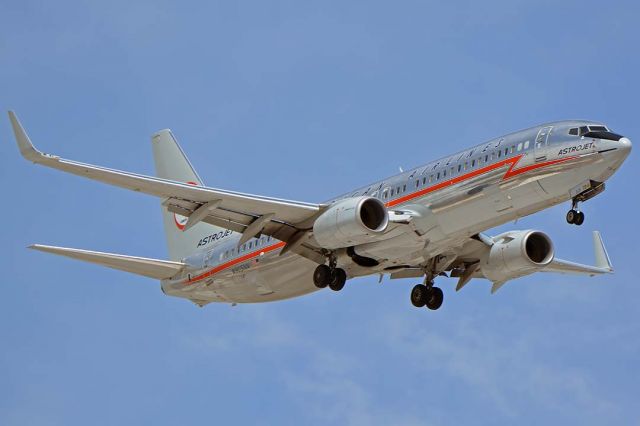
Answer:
313, 196, 389, 249
481, 230, 555, 282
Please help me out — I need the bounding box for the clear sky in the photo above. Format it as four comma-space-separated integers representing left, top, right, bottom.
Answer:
1, 1, 639, 424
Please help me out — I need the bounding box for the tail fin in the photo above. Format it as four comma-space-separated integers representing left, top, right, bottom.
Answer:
152, 130, 229, 261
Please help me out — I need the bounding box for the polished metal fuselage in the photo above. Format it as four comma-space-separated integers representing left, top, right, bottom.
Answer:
162, 120, 631, 304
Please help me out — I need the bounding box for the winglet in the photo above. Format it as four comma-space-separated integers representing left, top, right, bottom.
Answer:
8, 111, 49, 162
593, 231, 613, 272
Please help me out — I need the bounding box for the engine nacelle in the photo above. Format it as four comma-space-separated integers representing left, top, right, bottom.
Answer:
481, 230, 555, 282
313, 196, 389, 249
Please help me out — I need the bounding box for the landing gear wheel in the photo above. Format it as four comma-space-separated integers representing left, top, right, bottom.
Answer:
410, 284, 429, 307
425, 287, 444, 310
566, 209, 578, 224
313, 264, 331, 288
329, 268, 347, 291
574, 211, 585, 226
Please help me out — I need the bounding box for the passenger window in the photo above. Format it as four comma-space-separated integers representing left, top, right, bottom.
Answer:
485, 155, 489, 162
383, 189, 388, 199
458, 164, 462, 172
517, 143, 523, 151
397, 186, 401, 194
443, 169, 447, 177
423, 177, 427, 185
464, 162, 468, 170
415, 179, 419, 188
437, 172, 440, 180
402, 184, 406, 192
504, 148, 509, 156
498, 151, 502, 158
510, 146, 515, 153
429, 175, 433, 183
471, 159, 476, 167
524, 141, 530, 149
390, 189, 395, 196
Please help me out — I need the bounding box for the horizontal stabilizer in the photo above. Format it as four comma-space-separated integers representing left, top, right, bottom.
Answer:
30, 245, 185, 280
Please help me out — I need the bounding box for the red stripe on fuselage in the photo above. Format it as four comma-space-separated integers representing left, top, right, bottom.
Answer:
185, 154, 580, 285
186, 241, 286, 284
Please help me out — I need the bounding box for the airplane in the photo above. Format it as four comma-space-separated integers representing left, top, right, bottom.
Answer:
8, 111, 631, 310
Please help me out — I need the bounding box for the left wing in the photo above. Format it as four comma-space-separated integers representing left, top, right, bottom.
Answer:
542, 231, 613, 276
9, 111, 326, 262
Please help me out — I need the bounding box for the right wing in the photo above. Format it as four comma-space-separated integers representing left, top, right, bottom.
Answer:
10, 112, 326, 262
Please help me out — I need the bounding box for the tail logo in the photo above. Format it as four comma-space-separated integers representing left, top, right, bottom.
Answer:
174, 181, 198, 230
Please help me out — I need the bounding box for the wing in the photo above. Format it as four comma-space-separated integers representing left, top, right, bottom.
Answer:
542, 231, 613, 276
30, 244, 186, 280
10, 112, 326, 262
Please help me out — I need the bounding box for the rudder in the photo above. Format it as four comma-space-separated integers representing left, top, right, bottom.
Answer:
152, 130, 230, 261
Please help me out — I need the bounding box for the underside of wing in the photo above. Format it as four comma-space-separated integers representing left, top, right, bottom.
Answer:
10, 111, 327, 263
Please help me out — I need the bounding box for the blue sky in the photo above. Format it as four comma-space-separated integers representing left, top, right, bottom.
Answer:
1, 1, 639, 424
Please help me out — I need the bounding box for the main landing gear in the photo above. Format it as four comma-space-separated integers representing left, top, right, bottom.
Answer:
313, 264, 347, 292
410, 281, 444, 310
566, 199, 585, 226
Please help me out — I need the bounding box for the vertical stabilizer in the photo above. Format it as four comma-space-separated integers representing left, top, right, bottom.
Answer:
152, 130, 228, 261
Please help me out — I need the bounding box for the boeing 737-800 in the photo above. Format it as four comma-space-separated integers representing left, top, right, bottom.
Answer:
9, 111, 631, 310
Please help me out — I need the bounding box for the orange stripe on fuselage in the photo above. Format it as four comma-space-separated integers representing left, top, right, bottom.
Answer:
186, 241, 286, 284
185, 154, 580, 285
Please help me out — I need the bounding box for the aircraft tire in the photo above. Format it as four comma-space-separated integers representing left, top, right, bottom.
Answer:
313, 265, 331, 288
566, 209, 577, 224
574, 211, 585, 226
410, 284, 428, 307
426, 287, 444, 310
329, 268, 347, 291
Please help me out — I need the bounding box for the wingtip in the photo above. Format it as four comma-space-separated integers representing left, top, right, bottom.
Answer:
592, 230, 613, 271
8, 111, 44, 162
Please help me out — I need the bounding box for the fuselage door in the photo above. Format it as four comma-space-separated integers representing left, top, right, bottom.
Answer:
534, 126, 553, 162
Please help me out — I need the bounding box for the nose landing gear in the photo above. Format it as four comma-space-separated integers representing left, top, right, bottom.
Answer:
566, 200, 585, 226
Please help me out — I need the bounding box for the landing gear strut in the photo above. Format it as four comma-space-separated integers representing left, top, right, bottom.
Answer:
313, 256, 347, 292
566, 199, 585, 226
410, 280, 444, 310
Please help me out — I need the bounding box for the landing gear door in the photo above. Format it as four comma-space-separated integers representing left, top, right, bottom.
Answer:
534, 126, 553, 162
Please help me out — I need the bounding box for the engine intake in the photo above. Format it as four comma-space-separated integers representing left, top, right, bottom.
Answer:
313, 196, 389, 249
481, 230, 554, 283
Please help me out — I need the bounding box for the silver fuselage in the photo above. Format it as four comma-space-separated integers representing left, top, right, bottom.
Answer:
162, 120, 631, 304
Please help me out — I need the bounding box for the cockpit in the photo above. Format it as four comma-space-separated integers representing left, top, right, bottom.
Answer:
568, 125, 624, 141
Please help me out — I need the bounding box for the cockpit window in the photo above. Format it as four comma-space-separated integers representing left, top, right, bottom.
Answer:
568, 128, 579, 136
579, 126, 589, 136
588, 125, 608, 132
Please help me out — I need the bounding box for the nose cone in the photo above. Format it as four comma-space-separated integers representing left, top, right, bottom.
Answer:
619, 137, 632, 154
